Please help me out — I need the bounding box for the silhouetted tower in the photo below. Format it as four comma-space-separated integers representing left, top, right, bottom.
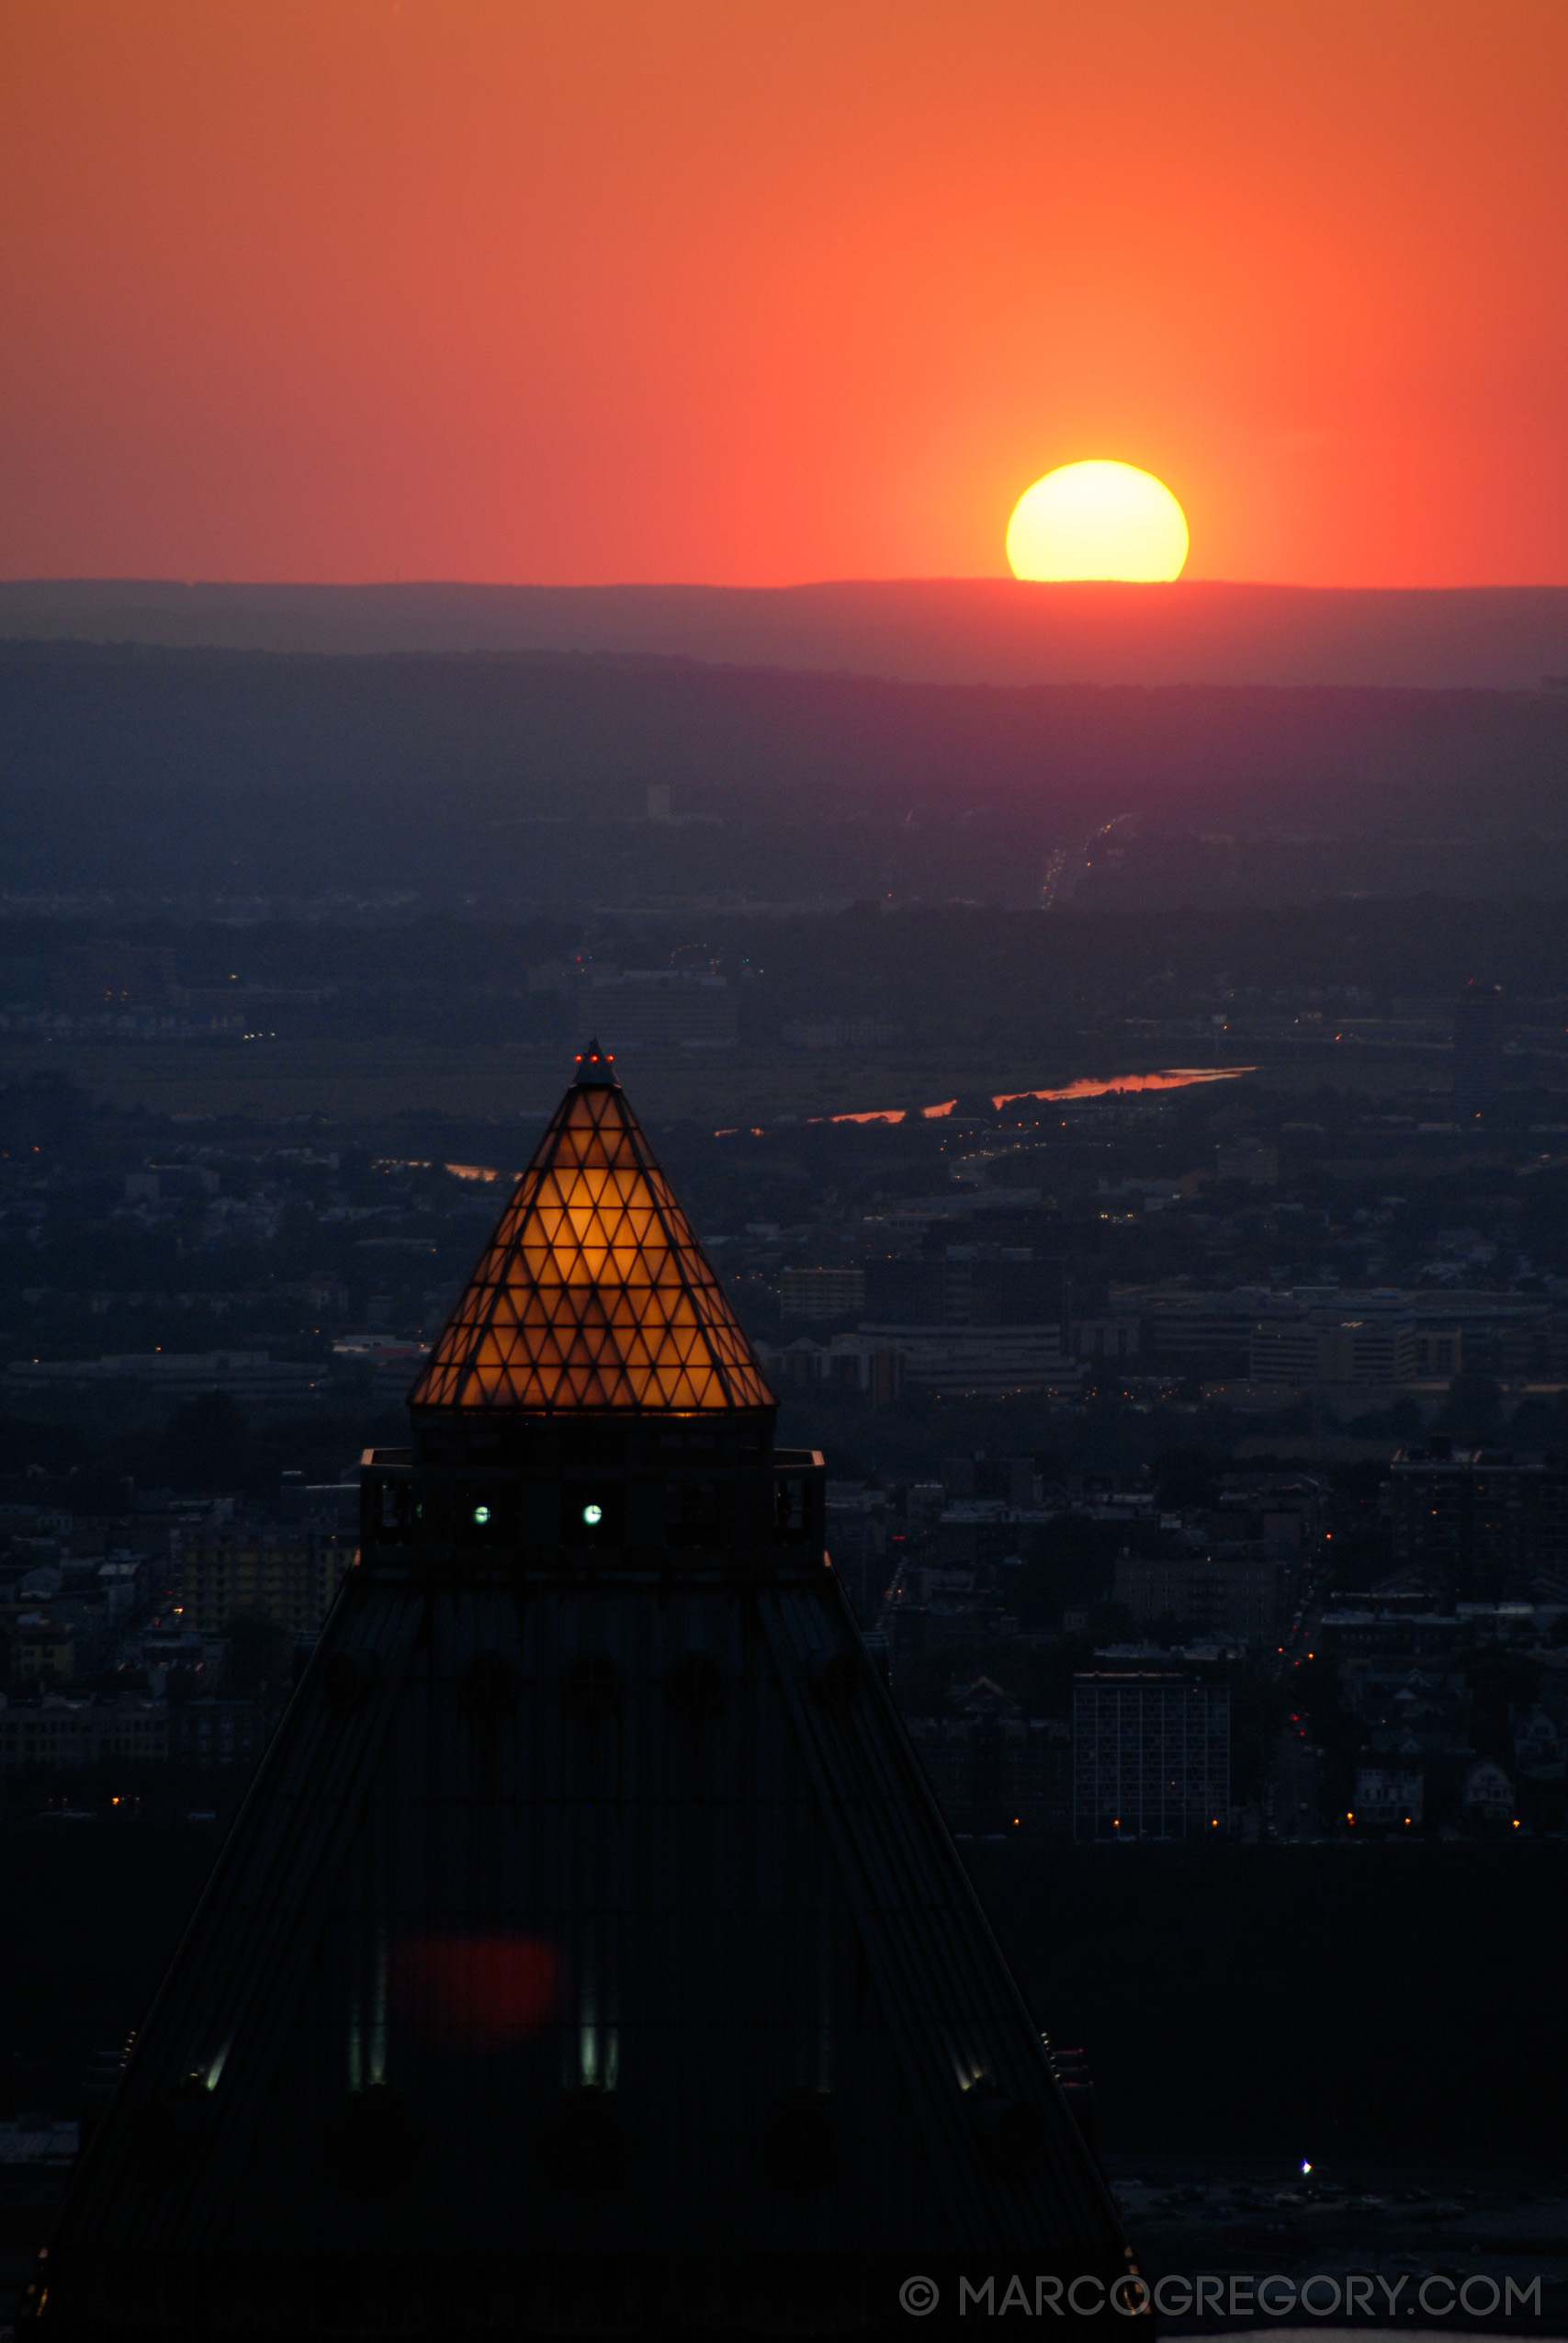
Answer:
1452, 979, 1503, 1118
34, 1044, 1131, 2339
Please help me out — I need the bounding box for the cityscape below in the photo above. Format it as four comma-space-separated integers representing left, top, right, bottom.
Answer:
1, 892, 1566, 2323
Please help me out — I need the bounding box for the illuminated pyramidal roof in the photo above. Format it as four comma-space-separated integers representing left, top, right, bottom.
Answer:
411, 1040, 771, 1415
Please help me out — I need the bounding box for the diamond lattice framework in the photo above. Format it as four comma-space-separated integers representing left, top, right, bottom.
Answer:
410, 1079, 774, 1413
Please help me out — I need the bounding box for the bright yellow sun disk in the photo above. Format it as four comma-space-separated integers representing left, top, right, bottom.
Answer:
1007, 460, 1189, 582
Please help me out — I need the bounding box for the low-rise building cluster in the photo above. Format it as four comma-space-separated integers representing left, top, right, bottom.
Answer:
0, 1491, 353, 1787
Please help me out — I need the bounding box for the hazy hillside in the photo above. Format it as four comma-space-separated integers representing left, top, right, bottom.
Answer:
1, 641, 1566, 909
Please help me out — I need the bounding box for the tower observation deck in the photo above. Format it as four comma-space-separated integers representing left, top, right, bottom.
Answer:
33, 1045, 1133, 2339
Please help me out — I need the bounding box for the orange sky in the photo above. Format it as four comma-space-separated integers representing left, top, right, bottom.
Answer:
3, 0, 1565, 588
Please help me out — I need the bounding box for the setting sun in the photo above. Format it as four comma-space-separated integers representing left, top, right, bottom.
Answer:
1007, 460, 1190, 582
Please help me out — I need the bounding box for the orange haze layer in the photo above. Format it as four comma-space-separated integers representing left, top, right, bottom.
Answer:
2, 0, 1565, 588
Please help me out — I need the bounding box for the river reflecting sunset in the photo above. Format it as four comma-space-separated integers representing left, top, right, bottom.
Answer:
807, 1065, 1256, 1129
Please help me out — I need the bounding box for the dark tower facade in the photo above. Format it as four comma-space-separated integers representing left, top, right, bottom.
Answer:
35, 1047, 1131, 2339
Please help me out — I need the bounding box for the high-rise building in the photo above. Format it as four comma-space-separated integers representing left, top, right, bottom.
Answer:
56, 940, 176, 1011
1390, 1442, 1568, 1602
40, 1044, 1128, 2338
570, 968, 737, 1051
863, 1251, 1061, 1328
1249, 1316, 1418, 1387
861, 1252, 1074, 1396
171, 1527, 352, 1637
1072, 1673, 1231, 1841
1112, 1553, 1279, 1644
779, 1266, 865, 1322
1213, 1142, 1279, 1186
1452, 979, 1503, 1117
906, 1714, 1073, 1839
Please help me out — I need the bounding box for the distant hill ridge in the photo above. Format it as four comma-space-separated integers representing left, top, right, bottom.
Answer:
1, 637, 1567, 905
4, 576, 1568, 689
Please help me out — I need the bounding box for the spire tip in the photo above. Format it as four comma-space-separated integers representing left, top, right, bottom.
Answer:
574, 1037, 618, 1087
